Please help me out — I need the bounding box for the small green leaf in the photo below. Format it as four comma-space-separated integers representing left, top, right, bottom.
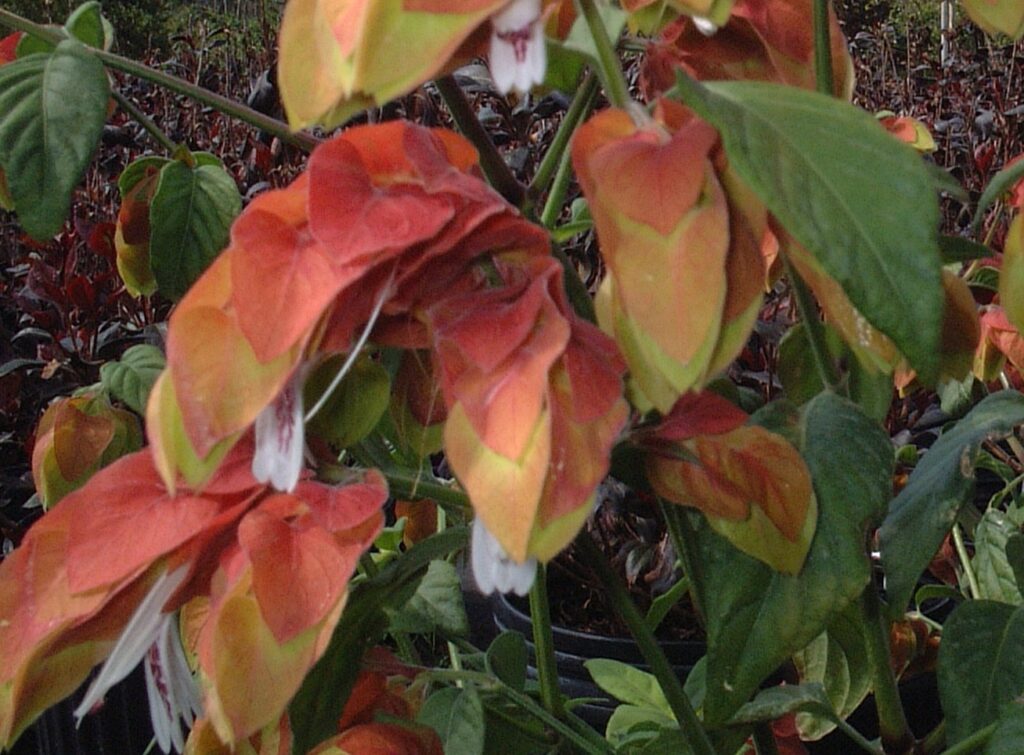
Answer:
0, 41, 109, 240
585, 659, 673, 715
119, 156, 171, 195
149, 156, 241, 300
728, 683, 836, 725
418, 687, 486, 755
605, 704, 677, 748
880, 391, 1024, 618
673, 77, 943, 381
698, 393, 892, 723
485, 631, 528, 692
939, 601, 1024, 745
940, 235, 994, 263
99, 344, 165, 414
543, 5, 627, 92
387, 559, 468, 637
64, 2, 113, 50
975, 159, 1024, 231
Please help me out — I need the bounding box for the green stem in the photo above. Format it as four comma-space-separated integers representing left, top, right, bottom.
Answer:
952, 524, 981, 600
434, 75, 525, 207
812, 0, 834, 96
527, 73, 599, 207
540, 147, 574, 228
834, 718, 886, 755
920, 720, 945, 755
753, 722, 780, 755
859, 587, 914, 755
381, 467, 471, 515
576, 532, 716, 755
574, 0, 632, 110
0, 8, 320, 152
941, 722, 998, 755
781, 255, 840, 390
660, 501, 706, 628
528, 563, 564, 716
111, 90, 177, 153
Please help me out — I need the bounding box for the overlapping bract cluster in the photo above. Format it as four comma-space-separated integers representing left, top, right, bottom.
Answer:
640, 0, 853, 101
0, 440, 386, 749
150, 120, 626, 564
573, 101, 765, 412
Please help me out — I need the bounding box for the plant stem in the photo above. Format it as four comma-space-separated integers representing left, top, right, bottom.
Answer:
527, 72, 598, 207
552, 243, 597, 322
576, 532, 717, 755
381, 467, 471, 514
540, 148, 574, 228
112, 90, 177, 153
753, 722, 780, 755
859, 587, 914, 755
941, 722, 998, 755
574, 0, 632, 110
919, 720, 946, 755
0, 8, 320, 152
781, 255, 840, 390
812, 0, 834, 96
660, 501, 707, 627
528, 563, 564, 716
952, 524, 981, 600
434, 75, 525, 207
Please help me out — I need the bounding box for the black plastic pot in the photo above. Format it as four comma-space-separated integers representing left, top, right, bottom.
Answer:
491, 592, 705, 730
11, 666, 154, 755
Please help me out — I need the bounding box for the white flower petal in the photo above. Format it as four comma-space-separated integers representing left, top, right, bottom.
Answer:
145, 615, 202, 753
253, 371, 305, 493
471, 517, 537, 596
74, 566, 189, 724
488, 0, 546, 94
693, 16, 719, 36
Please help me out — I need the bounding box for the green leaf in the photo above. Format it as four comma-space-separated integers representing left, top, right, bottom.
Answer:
585, 659, 673, 715
149, 156, 241, 300
939, 601, 1024, 745
728, 683, 836, 725
697, 393, 892, 724
386, 559, 468, 637
646, 574, 690, 632
987, 701, 1024, 754
99, 344, 165, 414
0, 41, 109, 240
973, 509, 1024, 605
543, 5, 627, 92
879, 391, 1024, 617
792, 603, 872, 741
64, 2, 113, 50
119, 156, 171, 195
940, 235, 994, 263
485, 631, 528, 692
289, 527, 467, 754
673, 77, 943, 381
418, 686, 486, 755
605, 704, 678, 748
975, 158, 1024, 231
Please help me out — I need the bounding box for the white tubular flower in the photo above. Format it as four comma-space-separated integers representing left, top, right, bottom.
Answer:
693, 15, 719, 36
75, 567, 201, 754
489, 0, 546, 95
471, 517, 537, 596
253, 369, 306, 493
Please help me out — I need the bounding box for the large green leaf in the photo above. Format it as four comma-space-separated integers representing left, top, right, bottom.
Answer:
386, 559, 468, 637
0, 41, 109, 240
585, 659, 673, 715
485, 631, 528, 692
879, 391, 1024, 617
697, 393, 892, 724
149, 156, 241, 300
987, 701, 1024, 755
417, 687, 486, 755
673, 77, 943, 382
938, 601, 1024, 745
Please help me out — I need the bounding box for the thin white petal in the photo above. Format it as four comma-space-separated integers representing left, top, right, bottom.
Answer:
74, 566, 189, 724
488, 0, 545, 94
471, 518, 537, 596
489, 34, 518, 95
491, 0, 541, 32
253, 372, 305, 493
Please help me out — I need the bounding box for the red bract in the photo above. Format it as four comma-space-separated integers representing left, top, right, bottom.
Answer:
0, 439, 386, 749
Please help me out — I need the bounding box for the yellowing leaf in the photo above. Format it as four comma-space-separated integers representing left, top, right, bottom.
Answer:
962, 0, 1024, 39
1001, 214, 1024, 336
